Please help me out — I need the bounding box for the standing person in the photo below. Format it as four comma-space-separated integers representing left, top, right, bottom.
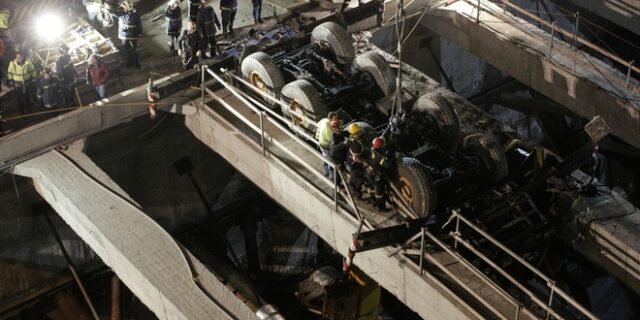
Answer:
365, 137, 392, 211
188, 0, 200, 22
252, 0, 263, 25
165, 0, 182, 54
36, 68, 62, 109
196, 0, 221, 58
118, 1, 143, 69
219, 0, 237, 38
7, 51, 37, 114
329, 119, 348, 167
315, 112, 340, 178
56, 45, 77, 107
178, 21, 203, 70
86, 54, 109, 100
345, 123, 367, 199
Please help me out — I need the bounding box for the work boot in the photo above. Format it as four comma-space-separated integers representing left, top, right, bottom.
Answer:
375, 198, 389, 212
258, 17, 264, 23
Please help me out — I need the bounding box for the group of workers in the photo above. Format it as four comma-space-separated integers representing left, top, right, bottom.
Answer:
316, 113, 394, 211
165, 0, 263, 70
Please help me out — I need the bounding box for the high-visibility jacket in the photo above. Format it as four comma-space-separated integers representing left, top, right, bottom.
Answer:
315, 118, 333, 149
118, 11, 142, 40
164, 5, 182, 36
0, 9, 10, 30
7, 58, 36, 86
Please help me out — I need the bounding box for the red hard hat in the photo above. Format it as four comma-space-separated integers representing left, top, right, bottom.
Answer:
372, 137, 384, 150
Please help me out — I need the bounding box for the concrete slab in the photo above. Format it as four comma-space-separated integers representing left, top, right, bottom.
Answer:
13, 150, 258, 320
408, 0, 640, 149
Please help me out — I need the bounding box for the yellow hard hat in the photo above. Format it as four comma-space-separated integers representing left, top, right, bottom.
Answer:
347, 123, 361, 135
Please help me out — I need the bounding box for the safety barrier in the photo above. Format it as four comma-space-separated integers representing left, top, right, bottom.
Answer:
467, 0, 638, 100
405, 209, 599, 320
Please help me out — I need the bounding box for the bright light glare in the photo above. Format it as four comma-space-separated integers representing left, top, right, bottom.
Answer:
36, 13, 64, 41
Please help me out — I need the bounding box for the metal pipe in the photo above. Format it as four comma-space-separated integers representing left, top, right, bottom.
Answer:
548, 21, 556, 61
476, 0, 481, 23
419, 227, 425, 275
42, 211, 100, 320
200, 65, 207, 111
111, 275, 121, 320
260, 111, 265, 156
545, 285, 555, 320
493, 0, 640, 77
222, 69, 319, 128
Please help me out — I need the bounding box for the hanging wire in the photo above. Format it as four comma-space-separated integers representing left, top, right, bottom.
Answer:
391, 0, 407, 117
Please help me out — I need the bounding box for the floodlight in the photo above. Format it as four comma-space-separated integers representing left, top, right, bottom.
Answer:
36, 13, 64, 41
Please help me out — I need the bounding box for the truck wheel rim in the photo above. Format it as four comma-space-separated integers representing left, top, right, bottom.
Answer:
399, 177, 414, 204
288, 99, 306, 125
250, 72, 267, 92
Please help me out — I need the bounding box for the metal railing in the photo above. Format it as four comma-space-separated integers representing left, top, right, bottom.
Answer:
464, 0, 639, 100
408, 209, 599, 320
199, 66, 366, 223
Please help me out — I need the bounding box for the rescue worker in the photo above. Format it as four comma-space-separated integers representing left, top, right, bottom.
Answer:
178, 21, 203, 70
118, 1, 143, 69
329, 119, 348, 167
219, 0, 237, 38
315, 112, 340, 178
196, 0, 221, 58
252, 0, 263, 24
7, 51, 37, 114
86, 54, 109, 99
188, 0, 200, 22
366, 137, 393, 211
346, 123, 368, 199
36, 68, 62, 109
165, 0, 182, 54
55, 45, 77, 107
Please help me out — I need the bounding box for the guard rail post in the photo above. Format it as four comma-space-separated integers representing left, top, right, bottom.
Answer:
333, 167, 338, 211
260, 111, 266, 156
545, 282, 555, 320
548, 21, 556, 61
419, 227, 425, 275
201, 65, 207, 111
573, 12, 580, 71
626, 60, 634, 91
476, 0, 481, 23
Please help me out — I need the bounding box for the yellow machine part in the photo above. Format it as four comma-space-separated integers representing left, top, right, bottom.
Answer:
0, 9, 11, 30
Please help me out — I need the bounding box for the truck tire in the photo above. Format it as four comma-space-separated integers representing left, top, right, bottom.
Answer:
353, 51, 396, 99
311, 21, 355, 65
461, 132, 508, 186
392, 157, 437, 218
281, 80, 327, 131
241, 52, 285, 107
413, 91, 461, 153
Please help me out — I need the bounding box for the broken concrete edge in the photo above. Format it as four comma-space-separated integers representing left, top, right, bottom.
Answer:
13, 150, 260, 320
0, 72, 202, 167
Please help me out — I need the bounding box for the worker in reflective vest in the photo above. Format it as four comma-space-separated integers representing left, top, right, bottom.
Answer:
37, 68, 62, 109
219, 0, 237, 38
7, 52, 37, 114
366, 137, 393, 211
56, 45, 77, 107
188, 0, 200, 22
165, 0, 182, 54
118, 1, 143, 69
346, 123, 368, 199
315, 111, 340, 179
196, 0, 221, 57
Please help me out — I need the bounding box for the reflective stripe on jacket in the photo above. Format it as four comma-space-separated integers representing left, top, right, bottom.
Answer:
118, 11, 142, 40
164, 6, 182, 35
196, 6, 220, 37
220, 0, 238, 11
7, 59, 36, 85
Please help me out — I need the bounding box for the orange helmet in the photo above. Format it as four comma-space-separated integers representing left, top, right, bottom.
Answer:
372, 137, 384, 150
